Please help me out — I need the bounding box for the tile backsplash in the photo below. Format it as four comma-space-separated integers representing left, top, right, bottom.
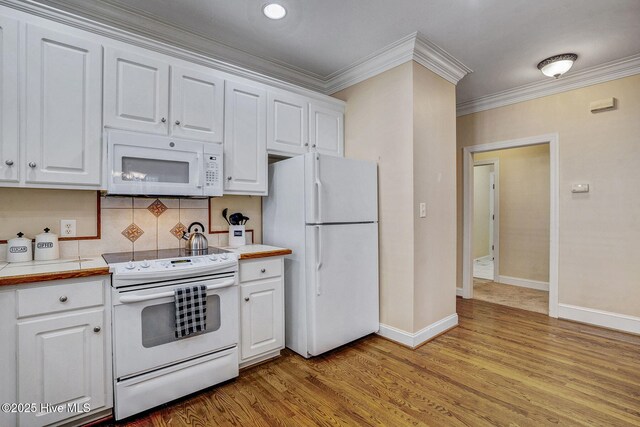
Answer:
0, 193, 262, 260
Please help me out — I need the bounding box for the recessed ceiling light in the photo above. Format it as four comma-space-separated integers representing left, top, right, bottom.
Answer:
263, 3, 287, 20
537, 53, 578, 79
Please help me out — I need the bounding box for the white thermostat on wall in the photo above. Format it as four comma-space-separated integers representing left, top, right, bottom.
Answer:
571, 183, 589, 193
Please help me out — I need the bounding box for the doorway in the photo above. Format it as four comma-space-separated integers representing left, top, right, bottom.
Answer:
462, 134, 559, 317
472, 160, 498, 281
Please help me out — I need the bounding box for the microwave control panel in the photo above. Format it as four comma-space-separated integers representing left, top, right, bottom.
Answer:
203, 148, 223, 196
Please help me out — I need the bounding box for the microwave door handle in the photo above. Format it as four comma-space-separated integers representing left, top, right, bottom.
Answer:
118, 278, 236, 304
196, 152, 203, 189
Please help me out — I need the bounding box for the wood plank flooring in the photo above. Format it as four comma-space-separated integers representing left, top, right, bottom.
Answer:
103, 299, 640, 426
473, 278, 549, 314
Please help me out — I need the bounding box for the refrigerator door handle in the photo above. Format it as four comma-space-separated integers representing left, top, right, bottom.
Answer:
315, 155, 322, 223
316, 225, 323, 296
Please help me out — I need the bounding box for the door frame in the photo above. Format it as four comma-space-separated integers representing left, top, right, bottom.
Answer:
462, 134, 559, 318
473, 159, 499, 281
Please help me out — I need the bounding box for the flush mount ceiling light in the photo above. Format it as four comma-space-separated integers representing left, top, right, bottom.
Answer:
263, 3, 287, 20
537, 53, 578, 78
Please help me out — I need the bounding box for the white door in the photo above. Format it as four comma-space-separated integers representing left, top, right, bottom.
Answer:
104, 47, 169, 134
489, 172, 495, 260
0, 16, 18, 183
309, 102, 344, 157
224, 81, 267, 194
171, 66, 224, 142
305, 154, 378, 224
240, 278, 284, 360
267, 91, 308, 156
25, 25, 102, 186
18, 309, 106, 427
305, 223, 379, 356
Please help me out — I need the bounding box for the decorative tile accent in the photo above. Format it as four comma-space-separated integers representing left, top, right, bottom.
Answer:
170, 222, 187, 240
122, 223, 144, 242
147, 199, 168, 217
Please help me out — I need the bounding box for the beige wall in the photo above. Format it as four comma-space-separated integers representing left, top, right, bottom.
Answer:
411, 62, 457, 331
333, 62, 416, 332
473, 165, 492, 259
476, 145, 550, 282
457, 74, 640, 317
334, 61, 458, 334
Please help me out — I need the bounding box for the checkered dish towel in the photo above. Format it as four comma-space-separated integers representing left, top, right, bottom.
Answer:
174, 285, 207, 338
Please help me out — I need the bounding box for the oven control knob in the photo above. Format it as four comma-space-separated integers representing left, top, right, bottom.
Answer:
220, 254, 228, 260
125, 261, 136, 270
209, 255, 218, 261
141, 260, 151, 268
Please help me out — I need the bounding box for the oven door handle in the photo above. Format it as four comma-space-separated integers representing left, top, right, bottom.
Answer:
118, 279, 236, 304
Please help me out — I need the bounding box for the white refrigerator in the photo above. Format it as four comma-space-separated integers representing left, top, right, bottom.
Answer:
263, 153, 379, 358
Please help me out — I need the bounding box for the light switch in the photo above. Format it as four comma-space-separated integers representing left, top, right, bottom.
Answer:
419, 203, 426, 218
571, 184, 589, 193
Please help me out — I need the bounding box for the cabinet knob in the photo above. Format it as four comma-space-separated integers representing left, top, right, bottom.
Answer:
304, 143, 309, 147
28, 162, 37, 168
161, 117, 167, 123
260, 268, 266, 273
175, 120, 181, 125
227, 176, 232, 181
312, 144, 316, 148
244, 297, 250, 302
93, 326, 101, 333
5, 160, 13, 166
59, 296, 68, 303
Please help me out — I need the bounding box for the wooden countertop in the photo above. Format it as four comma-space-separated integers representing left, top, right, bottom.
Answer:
0, 257, 109, 287
221, 244, 293, 260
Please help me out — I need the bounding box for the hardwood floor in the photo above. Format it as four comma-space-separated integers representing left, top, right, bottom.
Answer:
103, 299, 640, 426
473, 278, 549, 314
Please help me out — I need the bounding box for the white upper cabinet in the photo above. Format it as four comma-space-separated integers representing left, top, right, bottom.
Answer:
0, 16, 19, 183
25, 24, 103, 186
309, 102, 344, 157
224, 80, 267, 195
104, 47, 169, 135
267, 91, 308, 156
171, 65, 224, 142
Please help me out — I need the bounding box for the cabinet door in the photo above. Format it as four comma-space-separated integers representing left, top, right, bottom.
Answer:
25, 25, 103, 186
267, 91, 308, 156
0, 16, 18, 183
171, 65, 224, 142
309, 102, 344, 157
240, 277, 283, 361
224, 81, 267, 194
104, 47, 169, 134
18, 308, 106, 427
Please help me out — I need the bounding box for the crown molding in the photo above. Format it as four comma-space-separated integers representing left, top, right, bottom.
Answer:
324, 32, 472, 94
456, 53, 640, 116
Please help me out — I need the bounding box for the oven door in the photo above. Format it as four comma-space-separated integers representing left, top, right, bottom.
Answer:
112, 275, 238, 379
107, 131, 205, 196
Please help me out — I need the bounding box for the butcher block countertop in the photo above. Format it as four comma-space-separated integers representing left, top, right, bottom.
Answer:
0, 257, 109, 287
222, 244, 292, 260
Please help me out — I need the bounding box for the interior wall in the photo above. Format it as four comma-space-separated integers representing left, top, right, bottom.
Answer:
457, 74, 640, 317
473, 165, 493, 259
332, 62, 416, 333
475, 145, 550, 282
411, 62, 457, 331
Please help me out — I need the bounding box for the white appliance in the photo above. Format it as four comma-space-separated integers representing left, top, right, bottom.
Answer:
263, 153, 379, 358
105, 248, 239, 420
106, 130, 223, 197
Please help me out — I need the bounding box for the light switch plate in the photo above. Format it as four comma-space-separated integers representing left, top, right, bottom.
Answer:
419, 203, 426, 218
571, 184, 589, 193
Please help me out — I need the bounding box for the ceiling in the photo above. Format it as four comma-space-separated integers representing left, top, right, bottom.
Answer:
37, 0, 640, 103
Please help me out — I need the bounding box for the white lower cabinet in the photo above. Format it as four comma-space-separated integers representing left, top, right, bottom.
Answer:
10, 277, 112, 427
239, 257, 284, 367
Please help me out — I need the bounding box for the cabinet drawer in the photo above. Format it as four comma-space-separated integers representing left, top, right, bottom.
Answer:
17, 280, 104, 318
239, 258, 282, 283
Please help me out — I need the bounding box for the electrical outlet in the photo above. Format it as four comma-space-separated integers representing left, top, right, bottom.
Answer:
419, 203, 427, 218
60, 220, 76, 237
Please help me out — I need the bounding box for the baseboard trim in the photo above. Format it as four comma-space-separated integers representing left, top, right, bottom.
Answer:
497, 275, 549, 291
377, 313, 459, 348
558, 304, 640, 335
456, 287, 464, 297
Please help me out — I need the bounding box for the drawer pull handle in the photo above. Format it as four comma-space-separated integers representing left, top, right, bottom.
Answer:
161, 117, 167, 123
244, 297, 250, 302
260, 268, 266, 273
59, 296, 68, 303
93, 326, 101, 333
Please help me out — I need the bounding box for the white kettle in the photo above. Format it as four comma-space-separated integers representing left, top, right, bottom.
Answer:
35, 228, 60, 261
7, 232, 33, 263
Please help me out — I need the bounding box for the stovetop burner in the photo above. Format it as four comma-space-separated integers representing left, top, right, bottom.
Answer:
102, 246, 230, 264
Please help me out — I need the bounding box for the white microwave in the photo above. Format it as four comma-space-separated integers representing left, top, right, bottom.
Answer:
106, 130, 223, 197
